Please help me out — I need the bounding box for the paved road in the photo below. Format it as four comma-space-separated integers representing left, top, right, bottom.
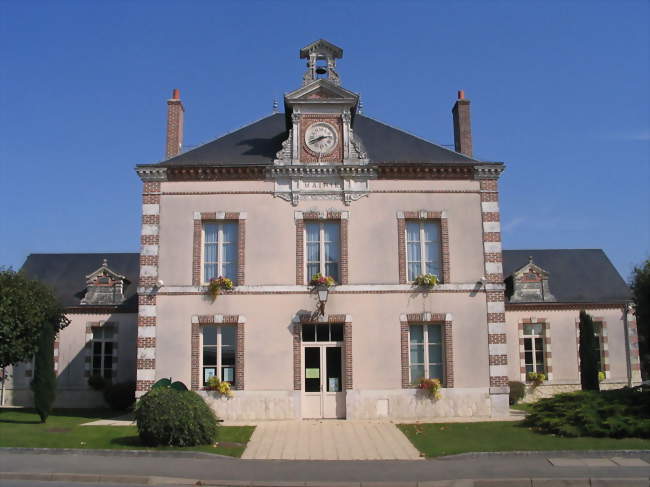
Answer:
1, 450, 650, 484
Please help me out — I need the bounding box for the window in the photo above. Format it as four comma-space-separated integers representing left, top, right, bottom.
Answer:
405, 221, 441, 282
523, 323, 545, 376
409, 324, 444, 383
301, 322, 344, 342
203, 222, 238, 283
593, 321, 604, 372
92, 327, 114, 379
305, 222, 340, 282
202, 326, 236, 386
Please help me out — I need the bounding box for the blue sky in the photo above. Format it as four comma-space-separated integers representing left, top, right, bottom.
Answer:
1, 1, 648, 280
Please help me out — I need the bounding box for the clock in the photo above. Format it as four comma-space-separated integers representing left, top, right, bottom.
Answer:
304, 122, 338, 156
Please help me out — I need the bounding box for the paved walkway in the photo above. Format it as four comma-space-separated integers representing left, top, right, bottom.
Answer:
241, 420, 422, 460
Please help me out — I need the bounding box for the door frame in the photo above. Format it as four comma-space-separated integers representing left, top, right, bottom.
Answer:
301, 341, 345, 419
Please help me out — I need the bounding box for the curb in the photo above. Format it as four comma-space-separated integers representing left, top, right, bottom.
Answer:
1, 472, 650, 486
0, 447, 236, 460
435, 450, 650, 460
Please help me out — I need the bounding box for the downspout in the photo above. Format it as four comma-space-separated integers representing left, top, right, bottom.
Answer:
622, 301, 633, 387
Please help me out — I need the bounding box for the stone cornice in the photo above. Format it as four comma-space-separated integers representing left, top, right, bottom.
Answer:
473, 164, 505, 180
165, 166, 266, 181
506, 302, 625, 311
377, 164, 475, 180
267, 164, 377, 179
135, 166, 168, 182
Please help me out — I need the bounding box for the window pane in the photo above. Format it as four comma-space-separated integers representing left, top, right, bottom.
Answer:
316, 324, 330, 342
222, 366, 235, 383
425, 241, 441, 274
428, 364, 443, 381
93, 328, 104, 340
324, 242, 339, 263
423, 223, 440, 242
203, 347, 217, 366
407, 242, 421, 262
222, 263, 237, 281
428, 344, 443, 363
222, 349, 235, 366
410, 344, 424, 364
410, 365, 425, 383
203, 327, 217, 346
409, 325, 424, 344
306, 223, 320, 242
222, 223, 237, 244
408, 262, 420, 282
204, 223, 218, 243
104, 356, 113, 370
104, 342, 113, 355
204, 263, 217, 282
221, 326, 236, 347
523, 324, 543, 336
203, 367, 216, 384
406, 223, 420, 242
427, 325, 442, 343
330, 323, 343, 341
307, 242, 320, 263
324, 263, 339, 282
92, 356, 101, 370
323, 222, 339, 243
223, 242, 237, 263
93, 342, 102, 354
307, 263, 320, 281
302, 324, 315, 342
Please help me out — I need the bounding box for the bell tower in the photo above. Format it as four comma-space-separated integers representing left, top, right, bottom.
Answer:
300, 39, 343, 86
271, 40, 373, 206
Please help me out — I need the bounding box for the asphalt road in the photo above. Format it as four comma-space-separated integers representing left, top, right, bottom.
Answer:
1, 449, 650, 484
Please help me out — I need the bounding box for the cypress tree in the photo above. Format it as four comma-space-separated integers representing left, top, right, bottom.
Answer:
579, 310, 600, 391
32, 323, 56, 422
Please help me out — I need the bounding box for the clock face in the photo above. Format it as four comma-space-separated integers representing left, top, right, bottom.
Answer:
304, 122, 338, 155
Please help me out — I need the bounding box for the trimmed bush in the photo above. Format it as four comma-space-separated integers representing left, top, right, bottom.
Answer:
103, 381, 135, 411
523, 387, 650, 438
508, 381, 525, 405
32, 324, 56, 423
135, 387, 218, 446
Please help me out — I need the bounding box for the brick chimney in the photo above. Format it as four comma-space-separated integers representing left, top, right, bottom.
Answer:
452, 90, 473, 157
165, 88, 184, 159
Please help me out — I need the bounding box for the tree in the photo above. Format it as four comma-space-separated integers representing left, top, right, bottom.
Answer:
32, 322, 56, 422
579, 310, 600, 391
631, 259, 649, 379
0, 269, 69, 368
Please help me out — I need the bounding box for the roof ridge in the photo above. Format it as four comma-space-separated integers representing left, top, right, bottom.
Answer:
357, 114, 480, 163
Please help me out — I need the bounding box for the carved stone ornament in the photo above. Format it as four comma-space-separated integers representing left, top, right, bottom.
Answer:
81, 259, 128, 306
509, 256, 556, 303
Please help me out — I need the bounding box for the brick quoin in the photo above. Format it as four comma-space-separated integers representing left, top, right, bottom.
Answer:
488, 334, 507, 344
481, 212, 500, 222
137, 337, 156, 347
479, 179, 498, 192
142, 214, 160, 225
480, 192, 499, 202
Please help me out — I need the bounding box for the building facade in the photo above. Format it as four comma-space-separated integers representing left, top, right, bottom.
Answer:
3, 40, 642, 418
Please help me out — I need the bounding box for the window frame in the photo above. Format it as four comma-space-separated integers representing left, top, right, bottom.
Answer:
408, 323, 445, 384
522, 323, 546, 378
404, 220, 442, 282
201, 221, 238, 285
304, 221, 341, 283
201, 325, 237, 387
91, 326, 115, 379
397, 211, 449, 285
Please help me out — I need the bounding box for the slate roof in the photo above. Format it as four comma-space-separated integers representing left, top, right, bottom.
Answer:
152, 113, 483, 167
502, 249, 630, 304
20, 253, 140, 312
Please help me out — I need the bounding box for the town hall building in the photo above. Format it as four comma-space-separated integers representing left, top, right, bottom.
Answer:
4, 40, 642, 419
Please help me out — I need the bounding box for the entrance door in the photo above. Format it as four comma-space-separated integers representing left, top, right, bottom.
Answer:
302, 345, 345, 418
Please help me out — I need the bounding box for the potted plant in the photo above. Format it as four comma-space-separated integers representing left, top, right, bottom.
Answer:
417, 377, 442, 400
204, 376, 233, 397
527, 371, 546, 388
207, 276, 234, 300
309, 273, 336, 288
413, 273, 439, 289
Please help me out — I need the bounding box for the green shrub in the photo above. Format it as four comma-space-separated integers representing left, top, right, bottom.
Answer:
32, 324, 56, 423
88, 375, 108, 391
135, 387, 218, 446
523, 388, 650, 438
103, 381, 135, 410
509, 381, 525, 405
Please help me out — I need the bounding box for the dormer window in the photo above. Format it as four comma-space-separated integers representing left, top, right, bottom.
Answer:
81, 259, 128, 306
509, 256, 556, 303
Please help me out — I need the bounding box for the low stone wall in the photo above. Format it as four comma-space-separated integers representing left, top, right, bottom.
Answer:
521, 382, 630, 402
2, 387, 106, 408
199, 390, 298, 420
345, 388, 492, 420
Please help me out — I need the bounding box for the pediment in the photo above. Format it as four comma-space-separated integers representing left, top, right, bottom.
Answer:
285, 79, 358, 103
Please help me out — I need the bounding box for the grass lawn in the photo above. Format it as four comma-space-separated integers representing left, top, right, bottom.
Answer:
398, 421, 650, 458
0, 408, 255, 458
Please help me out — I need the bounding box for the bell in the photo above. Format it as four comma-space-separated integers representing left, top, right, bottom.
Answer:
315, 66, 327, 75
